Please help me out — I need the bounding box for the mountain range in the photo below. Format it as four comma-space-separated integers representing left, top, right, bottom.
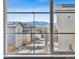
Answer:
27, 21, 49, 26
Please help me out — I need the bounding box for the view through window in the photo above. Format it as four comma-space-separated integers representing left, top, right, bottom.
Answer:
5, 0, 75, 55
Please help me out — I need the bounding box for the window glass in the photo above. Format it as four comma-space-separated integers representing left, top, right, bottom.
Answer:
5, 0, 75, 55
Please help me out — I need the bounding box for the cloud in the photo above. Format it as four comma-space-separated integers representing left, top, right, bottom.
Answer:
7, 13, 57, 23
7, 14, 33, 22
7, 7, 49, 22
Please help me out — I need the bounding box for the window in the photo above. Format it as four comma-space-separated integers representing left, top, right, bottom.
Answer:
5, 0, 75, 55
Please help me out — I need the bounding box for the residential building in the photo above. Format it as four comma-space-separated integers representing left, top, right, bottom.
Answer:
56, 4, 75, 51
7, 22, 32, 52
7, 22, 16, 53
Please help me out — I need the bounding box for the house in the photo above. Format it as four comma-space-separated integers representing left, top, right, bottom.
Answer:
7, 22, 32, 52
7, 22, 16, 53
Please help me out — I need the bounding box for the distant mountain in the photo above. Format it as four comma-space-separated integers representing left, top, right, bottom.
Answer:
26, 21, 49, 26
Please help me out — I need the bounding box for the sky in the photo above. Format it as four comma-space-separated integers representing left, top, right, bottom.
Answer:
7, 0, 75, 23
7, 0, 75, 12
